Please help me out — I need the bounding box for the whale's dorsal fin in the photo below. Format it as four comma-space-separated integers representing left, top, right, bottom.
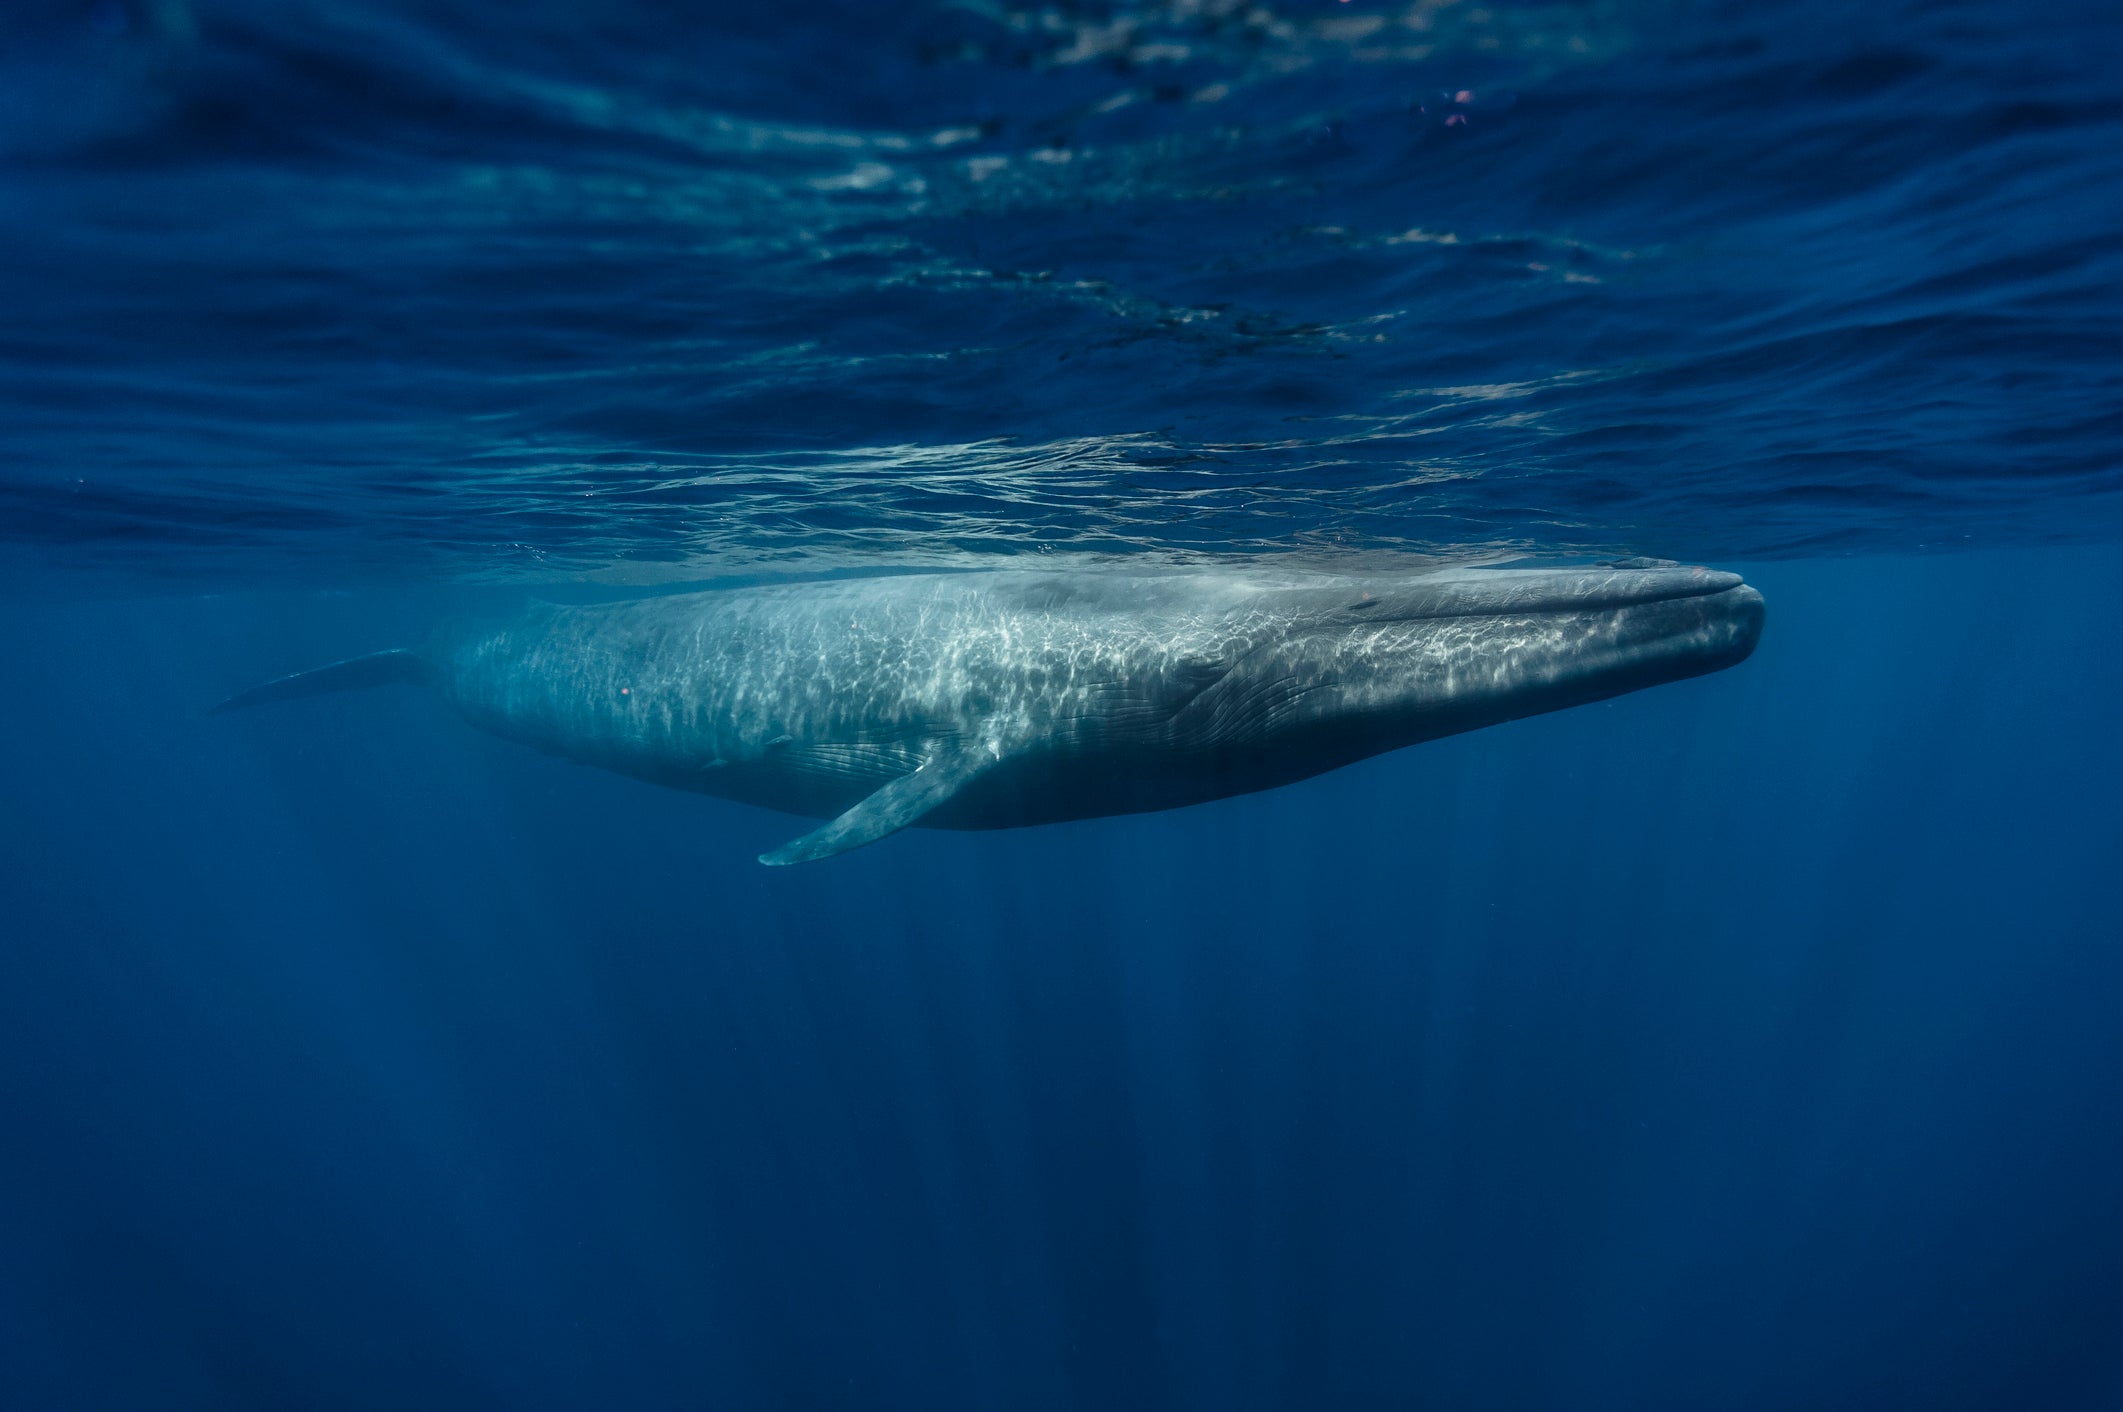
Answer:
758, 736, 1004, 866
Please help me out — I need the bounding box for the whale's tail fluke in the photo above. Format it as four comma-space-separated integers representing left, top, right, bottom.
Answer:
209, 649, 431, 714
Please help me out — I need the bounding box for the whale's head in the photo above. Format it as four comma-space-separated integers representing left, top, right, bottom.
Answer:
1185, 563, 1765, 756
1389, 563, 1769, 699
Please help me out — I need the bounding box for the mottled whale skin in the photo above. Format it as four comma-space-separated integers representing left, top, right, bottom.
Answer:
215, 564, 1765, 864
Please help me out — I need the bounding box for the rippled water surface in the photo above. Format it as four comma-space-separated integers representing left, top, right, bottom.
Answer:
6, 0, 2120, 583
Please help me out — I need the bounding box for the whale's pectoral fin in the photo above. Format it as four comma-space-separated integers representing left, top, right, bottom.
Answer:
759, 737, 1002, 867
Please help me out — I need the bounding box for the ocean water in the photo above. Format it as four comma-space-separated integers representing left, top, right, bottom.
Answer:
3, 2, 2121, 1408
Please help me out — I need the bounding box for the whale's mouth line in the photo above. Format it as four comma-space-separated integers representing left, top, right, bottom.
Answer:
1569, 578, 1759, 615
1356, 568, 1752, 624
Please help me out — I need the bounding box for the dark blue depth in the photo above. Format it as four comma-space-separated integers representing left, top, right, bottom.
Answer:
5, 553, 2123, 1409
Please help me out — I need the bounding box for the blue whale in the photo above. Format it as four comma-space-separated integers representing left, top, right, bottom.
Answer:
215, 563, 1765, 864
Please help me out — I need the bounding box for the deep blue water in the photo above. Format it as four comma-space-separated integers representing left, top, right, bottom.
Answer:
4, 2, 2123, 1408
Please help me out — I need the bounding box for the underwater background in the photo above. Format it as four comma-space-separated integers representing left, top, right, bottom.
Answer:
3, 1, 2121, 1407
